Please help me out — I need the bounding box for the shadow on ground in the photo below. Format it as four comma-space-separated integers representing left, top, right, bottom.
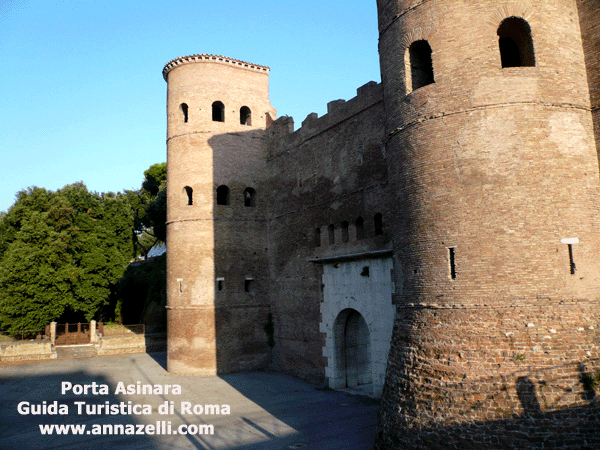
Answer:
0, 369, 160, 450
218, 371, 379, 450
0, 352, 379, 450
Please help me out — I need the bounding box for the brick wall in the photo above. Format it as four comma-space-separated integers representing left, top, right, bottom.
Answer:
375, 0, 600, 448
265, 82, 392, 383
578, 0, 600, 163
162, 2, 600, 446
165, 55, 276, 375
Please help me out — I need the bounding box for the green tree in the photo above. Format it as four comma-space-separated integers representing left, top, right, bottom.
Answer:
132, 162, 167, 259
0, 163, 168, 331
0, 183, 134, 331
115, 253, 166, 328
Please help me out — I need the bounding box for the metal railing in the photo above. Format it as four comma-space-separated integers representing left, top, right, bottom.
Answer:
0, 329, 47, 342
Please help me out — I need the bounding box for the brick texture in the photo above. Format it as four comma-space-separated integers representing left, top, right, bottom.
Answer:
164, 55, 275, 375
374, 1, 600, 448
163, 1, 600, 447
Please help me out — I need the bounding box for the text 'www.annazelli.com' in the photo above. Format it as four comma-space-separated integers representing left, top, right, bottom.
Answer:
39, 421, 214, 436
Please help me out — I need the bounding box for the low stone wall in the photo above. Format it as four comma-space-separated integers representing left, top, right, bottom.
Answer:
0, 340, 56, 363
0, 330, 161, 362
96, 334, 145, 356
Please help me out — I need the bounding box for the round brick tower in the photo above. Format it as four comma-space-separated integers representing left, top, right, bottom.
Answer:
375, 1, 600, 448
163, 54, 276, 375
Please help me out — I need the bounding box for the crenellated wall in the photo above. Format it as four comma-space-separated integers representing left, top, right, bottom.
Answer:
163, 1, 600, 446
265, 81, 393, 385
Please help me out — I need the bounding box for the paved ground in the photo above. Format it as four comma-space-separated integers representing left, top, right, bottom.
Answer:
0, 352, 379, 449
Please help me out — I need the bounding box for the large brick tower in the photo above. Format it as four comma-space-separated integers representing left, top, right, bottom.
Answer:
163, 54, 276, 375
375, 1, 600, 448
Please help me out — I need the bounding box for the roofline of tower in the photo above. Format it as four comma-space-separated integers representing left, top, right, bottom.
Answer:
162, 53, 270, 81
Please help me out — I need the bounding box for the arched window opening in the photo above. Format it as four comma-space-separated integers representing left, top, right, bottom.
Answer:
328, 224, 335, 245
341, 221, 349, 243
212, 101, 225, 122
180, 103, 189, 123
407, 40, 435, 92
216, 185, 230, 205
184, 186, 193, 206
244, 187, 256, 207
315, 227, 322, 247
355, 217, 365, 240
240, 106, 252, 126
498, 17, 535, 68
374, 213, 383, 236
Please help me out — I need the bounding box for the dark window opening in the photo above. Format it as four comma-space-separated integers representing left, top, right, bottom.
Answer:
328, 224, 335, 245
356, 217, 365, 240
184, 186, 193, 206
361, 266, 370, 277
240, 106, 252, 126
244, 187, 256, 207
341, 221, 349, 243
212, 101, 225, 122
374, 213, 383, 236
408, 40, 435, 91
315, 227, 321, 247
448, 247, 457, 280
216, 185, 230, 205
245, 279, 255, 293
568, 244, 576, 274
180, 103, 189, 123
217, 279, 224, 291
498, 17, 535, 68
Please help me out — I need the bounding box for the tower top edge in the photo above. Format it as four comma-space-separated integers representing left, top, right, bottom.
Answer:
162, 54, 270, 81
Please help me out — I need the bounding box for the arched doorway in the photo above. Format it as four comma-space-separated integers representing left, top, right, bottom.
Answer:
334, 309, 372, 388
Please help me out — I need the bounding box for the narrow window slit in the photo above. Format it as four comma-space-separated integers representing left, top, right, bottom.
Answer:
355, 217, 365, 240
448, 247, 456, 280
244, 187, 256, 207
180, 103, 189, 123
374, 213, 383, 236
184, 186, 193, 205
341, 221, 349, 243
328, 224, 335, 245
568, 244, 576, 274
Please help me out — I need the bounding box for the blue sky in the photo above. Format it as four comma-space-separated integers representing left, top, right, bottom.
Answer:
0, 0, 380, 213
